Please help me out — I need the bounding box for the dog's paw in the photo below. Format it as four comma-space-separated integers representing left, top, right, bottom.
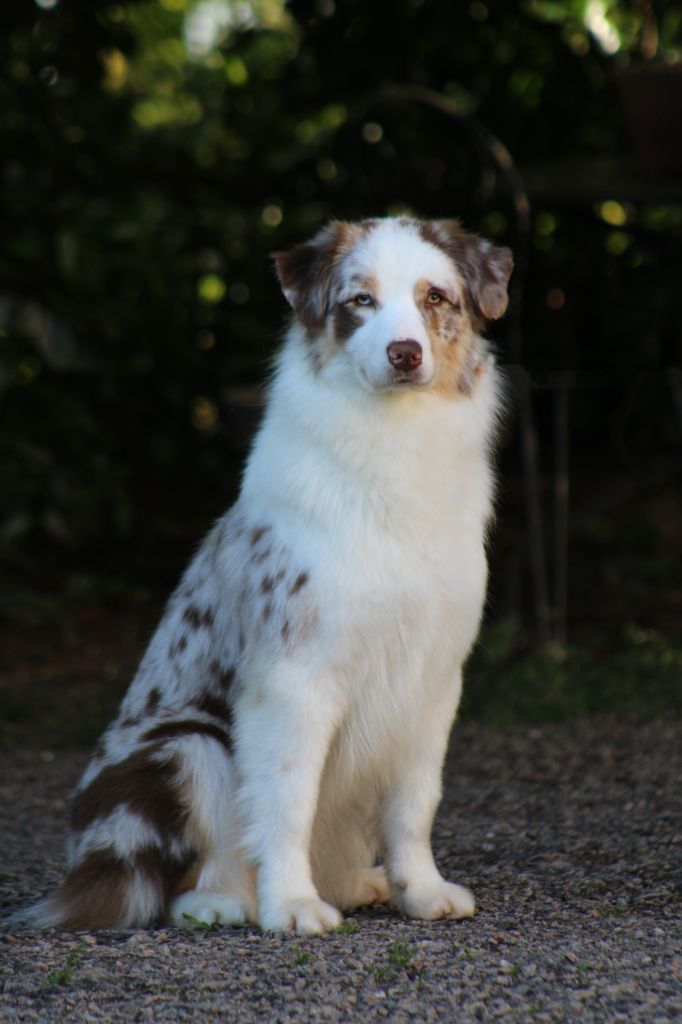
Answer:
259, 897, 342, 935
170, 890, 248, 928
397, 880, 475, 921
342, 865, 391, 909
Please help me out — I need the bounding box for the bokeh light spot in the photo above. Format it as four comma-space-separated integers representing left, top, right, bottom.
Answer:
362, 122, 383, 144
191, 396, 219, 432
599, 200, 627, 227
261, 204, 283, 227
197, 274, 226, 303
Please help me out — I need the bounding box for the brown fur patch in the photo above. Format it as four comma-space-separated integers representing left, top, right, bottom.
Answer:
170, 635, 188, 659
272, 221, 377, 337
332, 273, 378, 345
55, 846, 197, 930
143, 719, 232, 754
211, 662, 236, 691
56, 850, 137, 930
333, 303, 364, 345
182, 605, 214, 630
70, 748, 188, 836
146, 688, 161, 713
417, 219, 513, 328
251, 526, 270, 546
412, 278, 477, 399
290, 572, 309, 596
191, 692, 233, 725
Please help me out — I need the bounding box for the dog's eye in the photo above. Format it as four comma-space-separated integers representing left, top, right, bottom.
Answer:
427, 290, 444, 305
353, 293, 374, 307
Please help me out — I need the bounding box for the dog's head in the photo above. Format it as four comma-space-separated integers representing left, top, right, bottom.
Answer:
273, 217, 513, 397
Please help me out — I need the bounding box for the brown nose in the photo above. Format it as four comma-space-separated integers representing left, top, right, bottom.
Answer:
387, 340, 423, 371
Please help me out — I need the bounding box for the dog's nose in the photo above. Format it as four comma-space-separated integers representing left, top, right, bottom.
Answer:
387, 340, 423, 371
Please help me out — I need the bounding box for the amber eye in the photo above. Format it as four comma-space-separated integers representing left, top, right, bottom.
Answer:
353, 293, 374, 307
427, 290, 443, 305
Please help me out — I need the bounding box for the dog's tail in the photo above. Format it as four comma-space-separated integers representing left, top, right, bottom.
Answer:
7, 740, 202, 930
7, 844, 194, 930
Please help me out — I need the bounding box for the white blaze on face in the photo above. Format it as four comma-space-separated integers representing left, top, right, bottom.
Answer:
335, 221, 464, 392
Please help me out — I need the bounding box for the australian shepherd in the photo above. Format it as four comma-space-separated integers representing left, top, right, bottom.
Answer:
15, 216, 512, 934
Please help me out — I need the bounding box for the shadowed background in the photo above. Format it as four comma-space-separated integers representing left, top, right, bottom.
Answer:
1, 0, 681, 744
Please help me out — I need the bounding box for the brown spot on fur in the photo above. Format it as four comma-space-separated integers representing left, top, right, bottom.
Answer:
251, 526, 270, 546
191, 692, 233, 726
182, 605, 214, 630
262, 601, 273, 622
458, 354, 485, 396
146, 688, 161, 713
143, 719, 232, 754
220, 666, 236, 691
281, 620, 290, 642
290, 572, 309, 596
170, 635, 188, 659
261, 575, 274, 594
210, 661, 236, 692
71, 748, 187, 836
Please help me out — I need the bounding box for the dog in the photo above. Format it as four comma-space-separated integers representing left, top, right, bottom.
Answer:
15, 216, 512, 935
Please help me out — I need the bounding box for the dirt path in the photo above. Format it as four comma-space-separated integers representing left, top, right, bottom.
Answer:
1, 717, 680, 1023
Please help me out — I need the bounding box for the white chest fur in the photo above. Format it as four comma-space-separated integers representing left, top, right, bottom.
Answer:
241, 331, 497, 667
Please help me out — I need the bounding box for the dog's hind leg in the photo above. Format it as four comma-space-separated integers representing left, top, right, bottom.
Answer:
311, 804, 390, 911
334, 865, 391, 910
167, 736, 256, 928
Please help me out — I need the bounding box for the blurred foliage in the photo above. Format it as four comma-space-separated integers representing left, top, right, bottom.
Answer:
464, 619, 682, 723
1, 0, 681, 655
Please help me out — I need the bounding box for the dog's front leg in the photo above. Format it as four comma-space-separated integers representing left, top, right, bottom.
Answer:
235, 668, 343, 935
381, 675, 475, 922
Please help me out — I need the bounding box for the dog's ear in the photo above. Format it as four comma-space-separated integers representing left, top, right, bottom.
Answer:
272, 222, 345, 333
433, 219, 514, 322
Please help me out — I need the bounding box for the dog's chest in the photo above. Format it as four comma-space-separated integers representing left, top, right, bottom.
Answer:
313, 472, 489, 685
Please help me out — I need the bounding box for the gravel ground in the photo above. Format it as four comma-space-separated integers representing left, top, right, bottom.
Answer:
1, 717, 680, 1023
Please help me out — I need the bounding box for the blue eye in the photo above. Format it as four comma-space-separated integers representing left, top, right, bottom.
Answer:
353, 293, 374, 307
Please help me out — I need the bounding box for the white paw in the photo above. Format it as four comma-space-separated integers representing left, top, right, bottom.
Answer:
170, 890, 248, 928
398, 880, 475, 921
259, 897, 342, 935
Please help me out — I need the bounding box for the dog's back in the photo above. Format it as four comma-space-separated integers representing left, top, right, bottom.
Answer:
13, 217, 511, 934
